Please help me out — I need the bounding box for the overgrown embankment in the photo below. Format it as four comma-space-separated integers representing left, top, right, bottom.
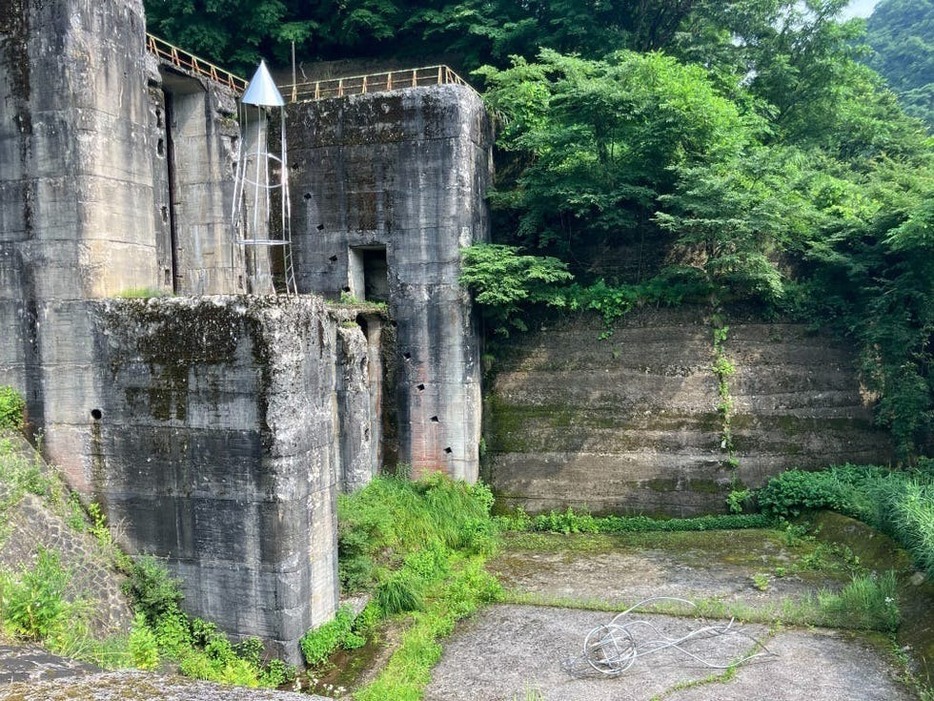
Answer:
0, 407, 297, 691
757, 464, 934, 685
297, 475, 502, 699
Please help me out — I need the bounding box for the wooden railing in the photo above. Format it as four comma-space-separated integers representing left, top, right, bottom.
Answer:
283, 65, 476, 102
146, 33, 247, 92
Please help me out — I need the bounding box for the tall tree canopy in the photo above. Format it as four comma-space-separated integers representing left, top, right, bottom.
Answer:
866, 0, 934, 128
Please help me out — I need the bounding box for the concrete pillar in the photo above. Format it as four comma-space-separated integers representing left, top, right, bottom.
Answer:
0, 0, 159, 487
288, 84, 493, 482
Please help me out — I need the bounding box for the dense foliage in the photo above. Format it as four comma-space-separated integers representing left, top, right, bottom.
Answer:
0, 386, 25, 430
866, 0, 934, 127
320, 474, 501, 700
464, 2, 934, 458
144, 0, 830, 75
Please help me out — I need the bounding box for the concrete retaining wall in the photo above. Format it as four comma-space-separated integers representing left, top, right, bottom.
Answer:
487, 309, 893, 516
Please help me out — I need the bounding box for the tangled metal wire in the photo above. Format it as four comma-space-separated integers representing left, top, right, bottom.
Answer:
564, 597, 776, 677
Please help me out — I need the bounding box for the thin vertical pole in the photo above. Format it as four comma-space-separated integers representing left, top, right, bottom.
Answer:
291, 41, 297, 103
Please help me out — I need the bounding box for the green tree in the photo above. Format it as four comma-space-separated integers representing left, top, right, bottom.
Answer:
866, 0, 934, 127
656, 146, 822, 304
459, 244, 572, 336
144, 0, 305, 72
478, 50, 751, 278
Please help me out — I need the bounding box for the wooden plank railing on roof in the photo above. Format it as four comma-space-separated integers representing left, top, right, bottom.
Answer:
146, 33, 247, 93
282, 65, 478, 103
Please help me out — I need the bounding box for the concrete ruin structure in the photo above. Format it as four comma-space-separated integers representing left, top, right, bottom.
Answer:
0, 0, 893, 667
0, 0, 489, 662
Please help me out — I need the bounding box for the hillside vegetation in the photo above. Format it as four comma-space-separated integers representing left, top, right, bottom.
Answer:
0, 394, 295, 688
866, 0, 934, 128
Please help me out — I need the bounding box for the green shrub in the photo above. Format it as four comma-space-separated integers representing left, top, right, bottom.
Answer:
757, 469, 850, 518
128, 612, 160, 670
1, 548, 70, 639
336, 475, 500, 595
376, 572, 425, 615
153, 608, 193, 657
817, 571, 900, 632
299, 605, 356, 666
352, 600, 382, 638
755, 464, 934, 579
334, 474, 502, 698
529, 508, 599, 534
259, 658, 296, 687
0, 386, 25, 431
123, 555, 184, 624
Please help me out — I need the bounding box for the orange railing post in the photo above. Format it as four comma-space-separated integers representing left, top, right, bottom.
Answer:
145, 33, 247, 93
278, 64, 479, 103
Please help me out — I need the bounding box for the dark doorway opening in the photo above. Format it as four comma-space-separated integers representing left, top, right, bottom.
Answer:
349, 245, 389, 303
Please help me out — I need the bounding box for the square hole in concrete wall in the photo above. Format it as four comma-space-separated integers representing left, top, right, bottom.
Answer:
348, 245, 388, 302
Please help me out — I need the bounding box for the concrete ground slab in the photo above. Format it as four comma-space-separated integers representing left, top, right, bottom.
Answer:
488, 531, 848, 610
425, 604, 915, 701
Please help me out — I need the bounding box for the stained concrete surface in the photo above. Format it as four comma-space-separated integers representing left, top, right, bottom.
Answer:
426, 531, 920, 701
488, 530, 851, 611
426, 605, 913, 701
488, 311, 892, 516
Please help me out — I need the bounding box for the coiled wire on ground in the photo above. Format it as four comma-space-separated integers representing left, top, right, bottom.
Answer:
564, 597, 776, 677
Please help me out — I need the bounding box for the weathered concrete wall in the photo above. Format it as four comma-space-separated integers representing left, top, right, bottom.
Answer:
288, 85, 492, 481
336, 313, 383, 492
152, 66, 251, 295
0, 0, 158, 300
487, 309, 892, 516
87, 296, 362, 663
0, 0, 265, 484
0, 0, 160, 482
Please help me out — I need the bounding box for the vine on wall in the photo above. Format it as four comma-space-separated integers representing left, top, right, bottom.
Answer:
711, 316, 739, 475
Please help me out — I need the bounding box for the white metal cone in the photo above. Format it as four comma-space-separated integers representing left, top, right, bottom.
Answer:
242, 60, 285, 106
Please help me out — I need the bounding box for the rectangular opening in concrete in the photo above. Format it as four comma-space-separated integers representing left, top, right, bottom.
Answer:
348, 245, 388, 302
162, 72, 209, 294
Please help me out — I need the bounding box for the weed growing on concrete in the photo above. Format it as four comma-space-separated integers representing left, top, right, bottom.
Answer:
0, 386, 25, 430
123, 556, 295, 686
0, 548, 71, 639
511, 685, 545, 701
300, 605, 364, 666
495, 506, 773, 534
114, 287, 171, 299
128, 611, 160, 670
727, 487, 752, 514
501, 570, 900, 634
711, 319, 740, 475
648, 662, 740, 701
815, 571, 900, 632
750, 573, 770, 591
